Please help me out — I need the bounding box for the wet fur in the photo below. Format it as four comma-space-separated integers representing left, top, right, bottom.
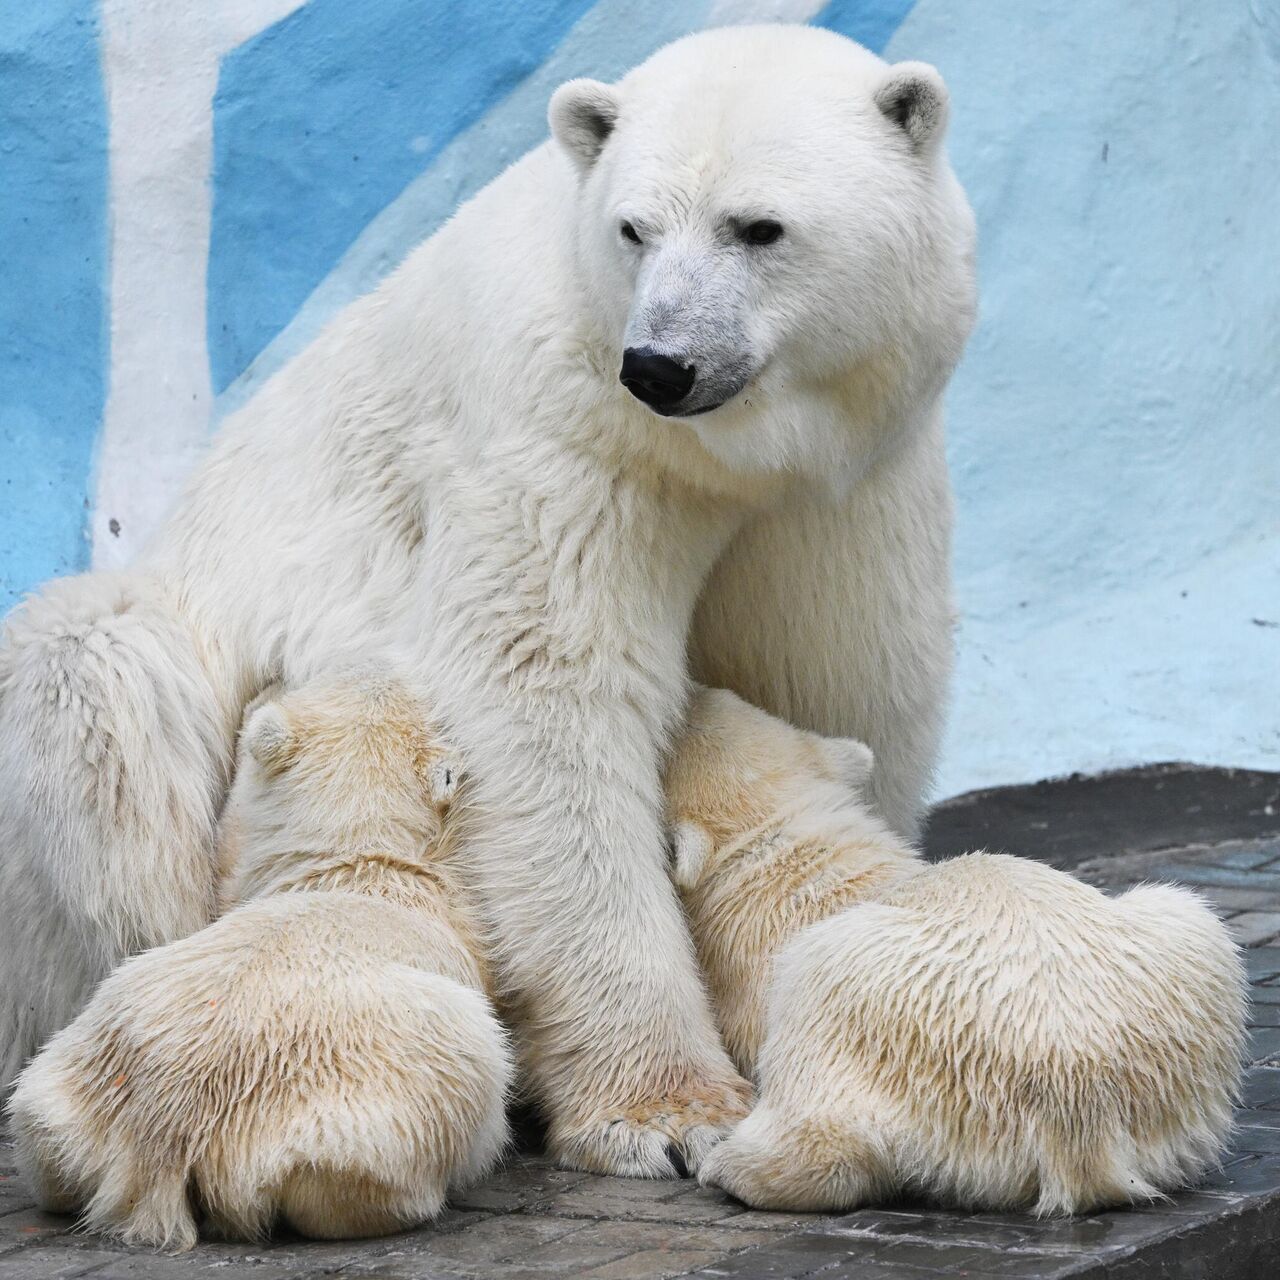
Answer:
669, 688, 1247, 1215
8, 677, 512, 1250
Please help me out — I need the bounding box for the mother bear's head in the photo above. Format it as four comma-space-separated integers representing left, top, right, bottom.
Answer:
549, 24, 976, 483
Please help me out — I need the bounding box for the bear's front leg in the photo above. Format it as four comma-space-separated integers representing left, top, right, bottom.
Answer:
448, 695, 750, 1177
418, 466, 752, 1177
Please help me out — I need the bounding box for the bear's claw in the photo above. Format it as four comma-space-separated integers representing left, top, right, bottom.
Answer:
549, 1077, 751, 1179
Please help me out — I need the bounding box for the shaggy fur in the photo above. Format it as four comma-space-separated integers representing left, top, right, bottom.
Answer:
8, 677, 512, 1250
668, 688, 1247, 1215
0, 26, 975, 1179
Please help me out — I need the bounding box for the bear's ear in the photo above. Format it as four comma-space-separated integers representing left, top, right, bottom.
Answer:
825, 735, 875, 790
669, 819, 715, 889
549, 78, 621, 172
421, 750, 461, 812
242, 703, 293, 775
874, 61, 949, 152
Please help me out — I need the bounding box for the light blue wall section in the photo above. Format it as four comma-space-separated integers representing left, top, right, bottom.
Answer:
0, 0, 1275, 796
0, 1, 107, 601
883, 0, 1280, 793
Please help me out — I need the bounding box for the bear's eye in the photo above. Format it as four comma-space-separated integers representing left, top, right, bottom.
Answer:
742, 219, 783, 246
620, 221, 642, 245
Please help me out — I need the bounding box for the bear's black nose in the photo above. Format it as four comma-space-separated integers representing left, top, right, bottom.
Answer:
620, 347, 696, 411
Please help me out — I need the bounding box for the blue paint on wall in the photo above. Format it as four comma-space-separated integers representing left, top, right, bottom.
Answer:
817, 0, 915, 54
208, 0, 597, 393
0, 1, 107, 607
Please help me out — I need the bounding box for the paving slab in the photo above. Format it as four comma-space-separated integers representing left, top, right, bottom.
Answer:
4, 777, 1280, 1279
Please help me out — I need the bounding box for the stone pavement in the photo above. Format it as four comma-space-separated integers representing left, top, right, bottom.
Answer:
4, 795, 1280, 1278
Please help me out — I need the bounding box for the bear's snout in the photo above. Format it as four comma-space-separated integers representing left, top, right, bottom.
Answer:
620, 347, 696, 413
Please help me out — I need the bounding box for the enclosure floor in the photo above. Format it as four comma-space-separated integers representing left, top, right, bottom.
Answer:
4, 781, 1280, 1279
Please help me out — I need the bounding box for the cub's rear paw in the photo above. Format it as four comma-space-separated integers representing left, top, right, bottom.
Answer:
698, 1107, 887, 1212
698, 1128, 777, 1208
9, 951, 512, 1250
550, 1074, 751, 1178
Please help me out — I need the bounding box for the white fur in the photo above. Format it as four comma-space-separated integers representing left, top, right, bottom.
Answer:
8, 676, 511, 1250
714, 866, 1246, 1215
667, 689, 1247, 1215
0, 25, 974, 1182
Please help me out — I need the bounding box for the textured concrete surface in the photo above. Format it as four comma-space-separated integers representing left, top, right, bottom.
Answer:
3, 830, 1280, 1278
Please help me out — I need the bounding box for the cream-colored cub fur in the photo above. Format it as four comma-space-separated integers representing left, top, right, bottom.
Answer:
9, 677, 511, 1251
667, 688, 1246, 1216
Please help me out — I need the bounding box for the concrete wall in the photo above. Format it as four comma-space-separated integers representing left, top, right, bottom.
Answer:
1, 0, 1276, 797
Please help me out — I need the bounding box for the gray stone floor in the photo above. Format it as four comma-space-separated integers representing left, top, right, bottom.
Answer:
4, 835, 1280, 1279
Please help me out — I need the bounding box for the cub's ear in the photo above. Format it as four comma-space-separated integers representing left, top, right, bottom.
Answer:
825, 736, 875, 789
549, 78, 621, 171
422, 751, 462, 811
669, 819, 714, 889
874, 61, 949, 151
242, 704, 293, 774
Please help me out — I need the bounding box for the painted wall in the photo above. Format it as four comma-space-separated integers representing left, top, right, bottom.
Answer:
0, 0, 1276, 798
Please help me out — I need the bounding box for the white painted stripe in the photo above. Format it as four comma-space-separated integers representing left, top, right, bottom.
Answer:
94, 0, 305, 570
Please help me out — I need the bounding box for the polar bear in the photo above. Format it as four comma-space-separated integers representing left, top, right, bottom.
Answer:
666, 688, 1246, 1214
9, 675, 511, 1250
0, 24, 974, 1182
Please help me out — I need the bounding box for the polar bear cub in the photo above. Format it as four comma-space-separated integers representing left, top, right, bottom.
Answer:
667, 688, 1245, 1216
9, 675, 512, 1250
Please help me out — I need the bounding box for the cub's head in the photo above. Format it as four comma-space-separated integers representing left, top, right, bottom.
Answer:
550, 24, 975, 479
664, 686, 874, 891
225, 674, 460, 861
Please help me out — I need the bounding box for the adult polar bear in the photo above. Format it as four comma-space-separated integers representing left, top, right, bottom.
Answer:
0, 25, 974, 1179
